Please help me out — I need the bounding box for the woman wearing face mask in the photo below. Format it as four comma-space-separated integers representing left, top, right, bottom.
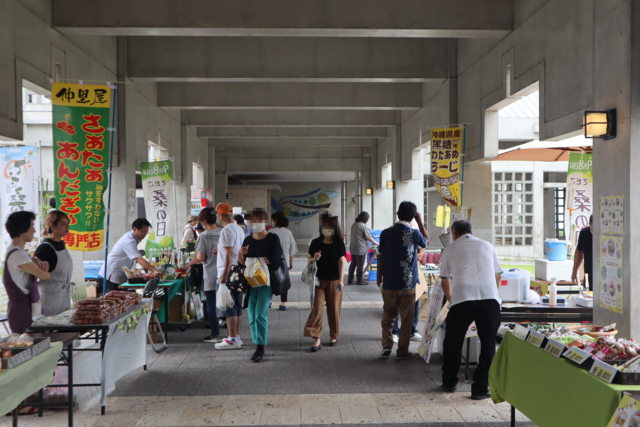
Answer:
238, 208, 283, 362
269, 212, 298, 311
304, 214, 346, 351
34, 211, 74, 316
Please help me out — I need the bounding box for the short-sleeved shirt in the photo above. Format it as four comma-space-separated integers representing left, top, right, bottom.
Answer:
99, 231, 141, 284
268, 228, 298, 268
216, 223, 245, 279
181, 225, 196, 248
378, 222, 428, 290
243, 233, 284, 271
349, 222, 372, 256
439, 234, 503, 306
309, 238, 347, 281
195, 228, 222, 291
576, 226, 593, 279
5, 246, 34, 295
34, 239, 66, 272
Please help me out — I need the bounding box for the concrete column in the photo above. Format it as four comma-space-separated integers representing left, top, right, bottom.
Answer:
462, 161, 492, 244
373, 187, 393, 231
215, 172, 228, 206
532, 163, 545, 259
396, 179, 424, 225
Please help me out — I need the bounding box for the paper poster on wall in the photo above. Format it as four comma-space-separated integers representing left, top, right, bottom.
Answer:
127, 188, 136, 225
600, 235, 623, 314
0, 146, 40, 251
601, 197, 612, 234
611, 196, 624, 235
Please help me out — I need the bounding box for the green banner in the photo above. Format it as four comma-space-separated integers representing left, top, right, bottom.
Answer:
140, 160, 177, 257
52, 82, 111, 251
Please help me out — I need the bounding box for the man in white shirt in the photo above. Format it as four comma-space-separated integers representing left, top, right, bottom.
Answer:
439, 220, 502, 400
214, 203, 246, 350
99, 218, 160, 292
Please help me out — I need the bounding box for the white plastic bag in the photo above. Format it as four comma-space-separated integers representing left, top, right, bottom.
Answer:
216, 284, 235, 311
524, 289, 542, 304
245, 257, 270, 287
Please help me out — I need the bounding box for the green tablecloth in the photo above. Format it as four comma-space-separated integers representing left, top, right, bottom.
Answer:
121, 279, 184, 322
0, 342, 63, 415
490, 332, 640, 427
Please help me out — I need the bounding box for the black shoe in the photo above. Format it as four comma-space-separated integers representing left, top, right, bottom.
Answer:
328, 341, 337, 347
357, 281, 368, 285
380, 347, 392, 357
347, 281, 356, 285
311, 344, 322, 352
250, 351, 263, 362
471, 391, 491, 401
441, 385, 457, 393
396, 351, 414, 360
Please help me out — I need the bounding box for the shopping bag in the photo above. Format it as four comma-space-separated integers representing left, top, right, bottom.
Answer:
245, 257, 269, 287
301, 258, 316, 285
216, 283, 235, 311
192, 291, 204, 320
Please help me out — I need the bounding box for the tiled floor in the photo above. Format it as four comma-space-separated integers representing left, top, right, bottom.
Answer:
2, 257, 535, 426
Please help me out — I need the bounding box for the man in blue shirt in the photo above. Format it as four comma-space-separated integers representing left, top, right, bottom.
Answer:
378, 201, 429, 359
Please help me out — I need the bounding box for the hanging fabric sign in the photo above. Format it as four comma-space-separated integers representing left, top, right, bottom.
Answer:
0, 146, 40, 250
52, 82, 111, 251
140, 160, 177, 257
566, 153, 593, 248
430, 127, 464, 207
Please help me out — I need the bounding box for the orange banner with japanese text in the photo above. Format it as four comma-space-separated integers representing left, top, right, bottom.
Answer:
430, 127, 463, 207
52, 82, 111, 251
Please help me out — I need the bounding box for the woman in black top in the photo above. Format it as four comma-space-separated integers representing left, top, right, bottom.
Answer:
238, 209, 283, 362
304, 214, 346, 351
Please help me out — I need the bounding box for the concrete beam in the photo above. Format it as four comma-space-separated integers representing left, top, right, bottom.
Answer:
52, 0, 512, 38
158, 82, 422, 110
186, 110, 396, 127
209, 138, 376, 147
198, 127, 388, 138
229, 184, 282, 191
128, 37, 448, 82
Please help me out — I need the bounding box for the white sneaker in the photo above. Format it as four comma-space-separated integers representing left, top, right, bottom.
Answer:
410, 333, 422, 342
237, 338, 243, 346
215, 338, 241, 350
392, 334, 399, 344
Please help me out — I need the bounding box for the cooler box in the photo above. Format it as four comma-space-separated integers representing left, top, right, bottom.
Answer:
535, 259, 574, 281
499, 268, 531, 302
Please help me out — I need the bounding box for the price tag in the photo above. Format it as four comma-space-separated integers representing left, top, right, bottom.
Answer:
589, 359, 619, 384
545, 339, 566, 358
525, 330, 546, 348
513, 324, 529, 340
563, 347, 591, 365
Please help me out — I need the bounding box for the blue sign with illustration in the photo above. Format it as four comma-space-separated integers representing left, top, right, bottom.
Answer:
271, 188, 339, 224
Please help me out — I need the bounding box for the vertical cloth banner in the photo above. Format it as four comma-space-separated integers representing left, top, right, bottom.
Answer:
430, 127, 464, 207
0, 146, 40, 250
52, 82, 111, 251
566, 153, 593, 248
140, 160, 177, 257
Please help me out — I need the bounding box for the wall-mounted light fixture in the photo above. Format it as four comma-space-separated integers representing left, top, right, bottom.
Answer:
582, 109, 616, 140
226, 193, 233, 200
386, 181, 395, 190
366, 188, 373, 195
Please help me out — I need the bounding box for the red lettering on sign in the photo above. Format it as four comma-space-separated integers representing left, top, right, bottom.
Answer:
81, 114, 105, 134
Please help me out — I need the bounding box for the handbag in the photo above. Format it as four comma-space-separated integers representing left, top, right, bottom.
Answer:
188, 264, 203, 288
301, 258, 315, 285
269, 254, 291, 297
226, 263, 250, 294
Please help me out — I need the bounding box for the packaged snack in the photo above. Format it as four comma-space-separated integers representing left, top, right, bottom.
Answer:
1, 350, 12, 359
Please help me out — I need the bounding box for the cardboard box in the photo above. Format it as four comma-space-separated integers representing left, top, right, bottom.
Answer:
418, 293, 430, 322
86, 286, 97, 298
147, 332, 161, 344
168, 296, 183, 322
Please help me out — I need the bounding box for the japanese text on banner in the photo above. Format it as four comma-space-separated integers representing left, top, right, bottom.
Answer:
566, 153, 592, 247
52, 83, 111, 251
140, 160, 177, 257
430, 127, 463, 207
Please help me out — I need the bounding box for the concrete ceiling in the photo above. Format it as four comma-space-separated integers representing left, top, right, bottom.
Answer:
230, 171, 357, 183
49, 0, 515, 155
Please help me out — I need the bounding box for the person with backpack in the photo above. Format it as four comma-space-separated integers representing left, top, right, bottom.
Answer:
180, 215, 198, 249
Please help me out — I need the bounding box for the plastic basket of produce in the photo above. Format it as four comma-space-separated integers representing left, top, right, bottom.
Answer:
31, 337, 51, 357
1, 348, 32, 369
569, 324, 618, 338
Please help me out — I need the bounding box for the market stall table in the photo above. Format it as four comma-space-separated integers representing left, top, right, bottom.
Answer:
28, 299, 152, 415
0, 312, 8, 334
0, 342, 63, 427
490, 332, 640, 427
500, 303, 593, 323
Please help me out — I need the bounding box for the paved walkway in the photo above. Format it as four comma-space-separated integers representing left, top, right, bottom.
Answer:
1, 257, 535, 426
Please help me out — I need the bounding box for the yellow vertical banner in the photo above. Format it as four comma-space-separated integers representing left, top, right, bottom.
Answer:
430, 127, 463, 207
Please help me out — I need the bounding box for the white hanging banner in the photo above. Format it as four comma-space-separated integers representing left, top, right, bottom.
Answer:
0, 146, 40, 251
140, 159, 177, 257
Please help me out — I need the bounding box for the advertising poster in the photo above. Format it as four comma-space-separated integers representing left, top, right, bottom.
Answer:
52, 82, 111, 251
601, 197, 612, 234
607, 392, 640, 427
600, 235, 623, 314
567, 153, 593, 247
430, 127, 464, 207
611, 196, 624, 235
0, 146, 40, 250
140, 160, 177, 257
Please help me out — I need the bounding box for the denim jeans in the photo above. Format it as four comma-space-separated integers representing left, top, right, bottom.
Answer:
205, 290, 220, 337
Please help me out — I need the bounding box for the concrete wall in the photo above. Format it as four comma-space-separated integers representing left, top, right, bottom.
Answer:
229, 189, 268, 214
